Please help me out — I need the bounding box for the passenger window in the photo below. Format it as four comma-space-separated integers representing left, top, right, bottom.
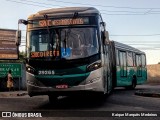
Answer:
142, 54, 146, 67
136, 55, 142, 67
119, 51, 127, 77
119, 51, 127, 67
127, 52, 133, 66
116, 50, 119, 65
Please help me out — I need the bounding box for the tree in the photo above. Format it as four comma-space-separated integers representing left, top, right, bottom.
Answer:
19, 51, 26, 62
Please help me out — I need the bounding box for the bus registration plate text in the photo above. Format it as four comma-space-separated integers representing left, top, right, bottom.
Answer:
56, 85, 68, 89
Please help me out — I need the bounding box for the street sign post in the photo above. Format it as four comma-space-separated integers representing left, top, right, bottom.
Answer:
0, 63, 22, 90
0, 29, 18, 60
0, 63, 22, 77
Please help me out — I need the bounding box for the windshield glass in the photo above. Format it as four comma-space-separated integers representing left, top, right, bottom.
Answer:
28, 27, 99, 60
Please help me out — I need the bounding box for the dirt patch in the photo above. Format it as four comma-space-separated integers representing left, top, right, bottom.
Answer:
147, 64, 160, 83
135, 90, 160, 98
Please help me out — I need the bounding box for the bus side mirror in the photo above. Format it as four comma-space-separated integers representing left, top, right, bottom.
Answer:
103, 31, 110, 45
18, 19, 28, 25
100, 22, 106, 27
16, 19, 28, 46
16, 30, 21, 46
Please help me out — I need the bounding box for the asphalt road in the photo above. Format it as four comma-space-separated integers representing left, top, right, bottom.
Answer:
0, 84, 160, 120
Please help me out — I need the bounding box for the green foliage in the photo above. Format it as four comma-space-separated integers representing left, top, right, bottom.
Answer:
19, 51, 26, 62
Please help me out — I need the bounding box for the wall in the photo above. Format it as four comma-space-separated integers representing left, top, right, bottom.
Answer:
147, 64, 160, 83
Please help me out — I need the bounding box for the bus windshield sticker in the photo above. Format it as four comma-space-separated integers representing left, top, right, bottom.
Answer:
61, 48, 71, 58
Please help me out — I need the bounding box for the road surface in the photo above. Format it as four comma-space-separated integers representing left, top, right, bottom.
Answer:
0, 84, 159, 120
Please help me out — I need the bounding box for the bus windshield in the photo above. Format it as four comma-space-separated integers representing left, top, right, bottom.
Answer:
28, 27, 99, 60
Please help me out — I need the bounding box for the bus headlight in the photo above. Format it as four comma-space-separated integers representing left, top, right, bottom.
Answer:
87, 61, 102, 72
26, 65, 36, 74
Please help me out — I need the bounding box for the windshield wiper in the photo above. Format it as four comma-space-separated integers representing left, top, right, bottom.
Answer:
43, 14, 54, 57
63, 12, 79, 53
44, 14, 60, 58
55, 33, 59, 57
64, 30, 67, 53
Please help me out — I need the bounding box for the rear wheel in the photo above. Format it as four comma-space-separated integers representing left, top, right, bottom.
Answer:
94, 92, 108, 101
126, 77, 137, 90
129, 77, 137, 90
131, 80, 136, 89
48, 95, 58, 104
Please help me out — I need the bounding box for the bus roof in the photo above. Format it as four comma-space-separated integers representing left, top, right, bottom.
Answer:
112, 41, 145, 54
28, 7, 100, 19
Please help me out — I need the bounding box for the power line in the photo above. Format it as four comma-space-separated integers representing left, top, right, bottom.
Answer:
6, 0, 65, 8
4, 0, 160, 50
6, 0, 160, 15
110, 34, 160, 36
47, 0, 160, 10
6, 0, 49, 8
21, 0, 65, 7
7, 0, 147, 14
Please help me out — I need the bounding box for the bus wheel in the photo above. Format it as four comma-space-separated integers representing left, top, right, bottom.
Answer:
130, 77, 137, 90
125, 77, 137, 90
95, 92, 108, 101
48, 95, 58, 104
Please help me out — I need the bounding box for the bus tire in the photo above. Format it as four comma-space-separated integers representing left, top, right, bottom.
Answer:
125, 76, 137, 90
48, 95, 58, 104
96, 92, 108, 101
130, 77, 137, 90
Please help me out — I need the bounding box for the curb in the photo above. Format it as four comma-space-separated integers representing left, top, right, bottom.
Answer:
17, 92, 28, 96
0, 91, 28, 97
135, 90, 160, 98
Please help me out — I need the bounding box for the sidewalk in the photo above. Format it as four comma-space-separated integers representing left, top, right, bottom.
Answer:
0, 90, 28, 98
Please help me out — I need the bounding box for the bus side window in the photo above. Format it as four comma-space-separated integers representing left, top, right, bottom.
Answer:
127, 52, 133, 67
119, 51, 127, 77
116, 50, 119, 66
119, 51, 127, 67
136, 54, 142, 67
133, 53, 136, 66
142, 54, 146, 67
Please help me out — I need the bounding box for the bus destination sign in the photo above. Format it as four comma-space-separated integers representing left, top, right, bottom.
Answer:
0, 29, 18, 59
39, 18, 84, 27
30, 17, 90, 28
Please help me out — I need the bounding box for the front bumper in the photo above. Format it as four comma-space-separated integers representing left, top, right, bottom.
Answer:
27, 68, 104, 97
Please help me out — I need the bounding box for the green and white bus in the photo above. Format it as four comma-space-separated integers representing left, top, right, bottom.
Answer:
18, 7, 147, 102
110, 41, 147, 89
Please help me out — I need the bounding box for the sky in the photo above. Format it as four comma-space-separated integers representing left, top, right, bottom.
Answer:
0, 0, 160, 65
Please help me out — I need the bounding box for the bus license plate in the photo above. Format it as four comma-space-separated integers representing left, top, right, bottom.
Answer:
56, 85, 68, 89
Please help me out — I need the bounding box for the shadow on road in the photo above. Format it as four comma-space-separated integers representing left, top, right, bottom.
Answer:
35, 95, 109, 110
32, 84, 160, 110
33, 87, 144, 110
